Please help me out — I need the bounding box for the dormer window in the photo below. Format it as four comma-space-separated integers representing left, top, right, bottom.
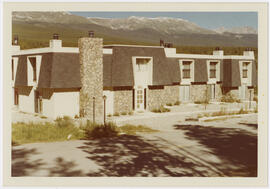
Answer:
242, 62, 249, 78
182, 61, 191, 79
136, 58, 149, 72
210, 62, 217, 78
29, 57, 37, 82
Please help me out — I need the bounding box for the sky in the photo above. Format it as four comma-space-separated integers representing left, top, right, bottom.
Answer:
71, 12, 258, 30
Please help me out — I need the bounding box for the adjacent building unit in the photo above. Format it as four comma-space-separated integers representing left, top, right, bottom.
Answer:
11, 34, 257, 120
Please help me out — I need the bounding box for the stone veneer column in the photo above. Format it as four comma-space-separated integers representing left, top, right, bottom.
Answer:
79, 37, 104, 123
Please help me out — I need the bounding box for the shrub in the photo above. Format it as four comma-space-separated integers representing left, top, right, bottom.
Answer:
128, 111, 134, 115
121, 112, 127, 115
174, 101, 181, 105
253, 96, 258, 103
55, 116, 74, 127
238, 107, 249, 114
166, 103, 173, 106
81, 121, 118, 139
74, 115, 79, 119
113, 112, 120, 116
40, 115, 47, 119
107, 114, 112, 117
221, 93, 240, 103
151, 105, 170, 113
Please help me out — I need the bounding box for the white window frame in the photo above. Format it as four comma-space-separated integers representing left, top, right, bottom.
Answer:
179, 59, 194, 85
27, 55, 42, 86
207, 60, 221, 84
11, 57, 18, 84
239, 60, 252, 86
132, 56, 153, 87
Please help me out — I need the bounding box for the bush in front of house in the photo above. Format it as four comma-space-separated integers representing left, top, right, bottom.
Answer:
81, 121, 118, 139
166, 103, 173, 106
174, 101, 181, 105
55, 116, 74, 127
121, 112, 127, 115
113, 112, 120, 116
221, 93, 240, 103
151, 105, 170, 113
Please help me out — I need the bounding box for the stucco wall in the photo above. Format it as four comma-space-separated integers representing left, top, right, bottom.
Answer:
113, 90, 133, 114
147, 85, 179, 110
18, 86, 34, 113
53, 91, 80, 119
41, 89, 55, 118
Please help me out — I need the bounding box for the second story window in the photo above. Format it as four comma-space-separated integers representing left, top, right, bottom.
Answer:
210, 62, 217, 78
182, 61, 191, 79
136, 58, 149, 72
242, 62, 249, 78
29, 57, 37, 82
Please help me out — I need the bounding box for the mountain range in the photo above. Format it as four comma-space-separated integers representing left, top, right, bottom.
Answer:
12, 11, 258, 49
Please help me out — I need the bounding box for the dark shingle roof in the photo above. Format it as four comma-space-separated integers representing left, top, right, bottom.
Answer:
14, 46, 256, 89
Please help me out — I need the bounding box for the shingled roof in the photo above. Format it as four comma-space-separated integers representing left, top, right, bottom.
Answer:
14, 46, 181, 89
13, 46, 257, 89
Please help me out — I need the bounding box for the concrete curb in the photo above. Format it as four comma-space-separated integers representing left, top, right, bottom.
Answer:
199, 113, 258, 122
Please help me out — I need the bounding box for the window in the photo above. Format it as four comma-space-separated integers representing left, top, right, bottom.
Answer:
12, 59, 14, 80
136, 58, 149, 72
182, 61, 191, 79
210, 62, 217, 78
242, 62, 249, 78
29, 57, 37, 82
137, 89, 143, 108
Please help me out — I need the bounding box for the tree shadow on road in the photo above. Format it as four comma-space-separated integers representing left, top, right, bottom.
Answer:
78, 134, 221, 177
173, 124, 257, 177
12, 147, 44, 176
48, 157, 84, 177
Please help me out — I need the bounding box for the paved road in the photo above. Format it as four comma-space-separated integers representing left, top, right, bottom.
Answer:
12, 114, 257, 177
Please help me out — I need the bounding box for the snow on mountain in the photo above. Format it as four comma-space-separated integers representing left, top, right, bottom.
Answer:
86, 16, 217, 35
214, 26, 257, 34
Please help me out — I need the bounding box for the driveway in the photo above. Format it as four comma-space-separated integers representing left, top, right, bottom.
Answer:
12, 114, 257, 177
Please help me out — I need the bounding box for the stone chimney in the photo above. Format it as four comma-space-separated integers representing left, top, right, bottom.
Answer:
243, 48, 254, 57
213, 47, 224, 56
78, 36, 104, 123
160, 39, 164, 46
49, 33, 62, 49
88, 31, 94, 38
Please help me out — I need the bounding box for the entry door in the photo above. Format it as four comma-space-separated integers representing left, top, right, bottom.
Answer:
180, 85, 190, 102
136, 88, 144, 110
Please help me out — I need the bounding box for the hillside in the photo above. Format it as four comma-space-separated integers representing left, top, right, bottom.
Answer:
12, 11, 258, 50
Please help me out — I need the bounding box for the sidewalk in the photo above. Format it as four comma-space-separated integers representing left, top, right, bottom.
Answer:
109, 102, 257, 125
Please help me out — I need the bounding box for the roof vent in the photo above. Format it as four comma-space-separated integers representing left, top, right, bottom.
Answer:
53, 33, 59, 40
88, 31, 94, 38
13, 35, 19, 45
165, 42, 173, 48
160, 39, 164, 46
